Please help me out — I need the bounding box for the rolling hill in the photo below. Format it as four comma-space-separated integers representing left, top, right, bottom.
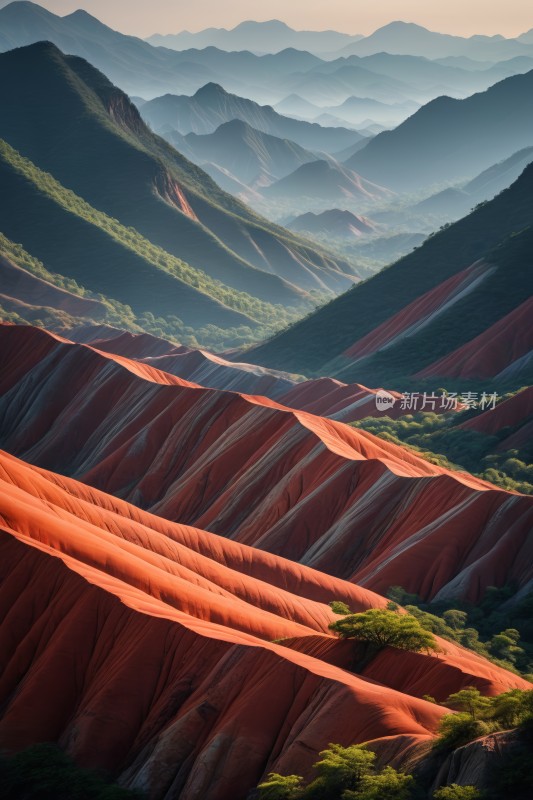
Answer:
251, 161, 533, 384
346, 69, 533, 191
0, 42, 360, 299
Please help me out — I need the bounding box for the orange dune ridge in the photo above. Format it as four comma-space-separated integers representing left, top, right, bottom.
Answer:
1, 323, 532, 606
0, 448, 529, 799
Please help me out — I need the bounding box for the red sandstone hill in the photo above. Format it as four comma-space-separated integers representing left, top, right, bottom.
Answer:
418, 296, 533, 380
459, 385, 533, 452
0, 448, 528, 799
66, 323, 413, 421
1, 323, 531, 606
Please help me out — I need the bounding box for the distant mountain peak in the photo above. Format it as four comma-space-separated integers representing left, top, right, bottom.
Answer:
233, 19, 293, 33
1, 0, 56, 16
373, 20, 431, 33
194, 82, 228, 100
65, 9, 104, 25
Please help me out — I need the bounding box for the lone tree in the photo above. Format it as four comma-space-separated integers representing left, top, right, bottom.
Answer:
329, 608, 438, 654
444, 688, 491, 721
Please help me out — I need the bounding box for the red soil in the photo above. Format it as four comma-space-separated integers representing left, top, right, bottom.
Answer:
418, 297, 533, 380
0, 449, 528, 798
1, 323, 531, 605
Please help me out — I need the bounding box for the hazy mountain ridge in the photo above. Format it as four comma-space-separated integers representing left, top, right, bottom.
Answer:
347, 69, 533, 190
141, 82, 362, 152
147, 19, 363, 55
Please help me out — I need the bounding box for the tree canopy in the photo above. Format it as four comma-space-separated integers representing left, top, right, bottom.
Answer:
329, 608, 438, 653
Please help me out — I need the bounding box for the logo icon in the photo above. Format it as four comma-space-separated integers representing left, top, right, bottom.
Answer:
375, 390, 396, 412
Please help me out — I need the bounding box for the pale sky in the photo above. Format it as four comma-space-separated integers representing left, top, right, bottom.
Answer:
3, 0, 533, 38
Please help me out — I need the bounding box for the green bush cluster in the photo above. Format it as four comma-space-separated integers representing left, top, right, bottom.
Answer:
328, 606, 438, 655
434, 687, 533, 751
257, 744, 414, 800
351, 407, 533, 494
386, 585, 533, 678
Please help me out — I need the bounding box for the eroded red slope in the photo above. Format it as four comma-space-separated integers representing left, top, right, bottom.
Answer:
66, 323, 411, 420
0, 452, 439, 797
343, 261, 494, 362
460, 386, 533, 436
418, 297, 533, 380
0, 449, 528, 799
1, 323, 532, 604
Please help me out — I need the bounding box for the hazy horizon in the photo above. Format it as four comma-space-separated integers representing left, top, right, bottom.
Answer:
1, 0, 532, 39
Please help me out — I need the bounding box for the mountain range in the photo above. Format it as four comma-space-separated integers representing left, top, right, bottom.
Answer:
1, 8, 533, 800
0, 42, 361, 317
252, 159, 533, 384
140, 82, 362, 152
147, 18, 533, 62
2, 3, 533, 113
347, 69, 533, 190
147, 19, 363, 55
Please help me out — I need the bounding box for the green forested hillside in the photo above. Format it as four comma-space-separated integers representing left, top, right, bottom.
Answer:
0, 42, 357, 300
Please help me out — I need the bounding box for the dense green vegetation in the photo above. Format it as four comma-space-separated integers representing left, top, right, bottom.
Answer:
351, 402, 533, 494
257, 743, 414, 800
386, 585, 533, 679
0, 744, 143, 800
328, 606, 438, 655
433, 787, 481, 800
434, 687, 533, 751
0, 148, 315, 350
0, 139, 295, 325
0, 232, 312, 350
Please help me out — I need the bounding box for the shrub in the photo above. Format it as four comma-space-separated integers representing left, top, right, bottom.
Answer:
310, 744, 375, 792
344, 766, 414, 799
257, 773, 304, 799
444, 688, 492, 720
329, 608, 438, 654
434, 713, 490, 751
329, 601, 352, 616
433, 785, 482, 799
490, 689, 533, 728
